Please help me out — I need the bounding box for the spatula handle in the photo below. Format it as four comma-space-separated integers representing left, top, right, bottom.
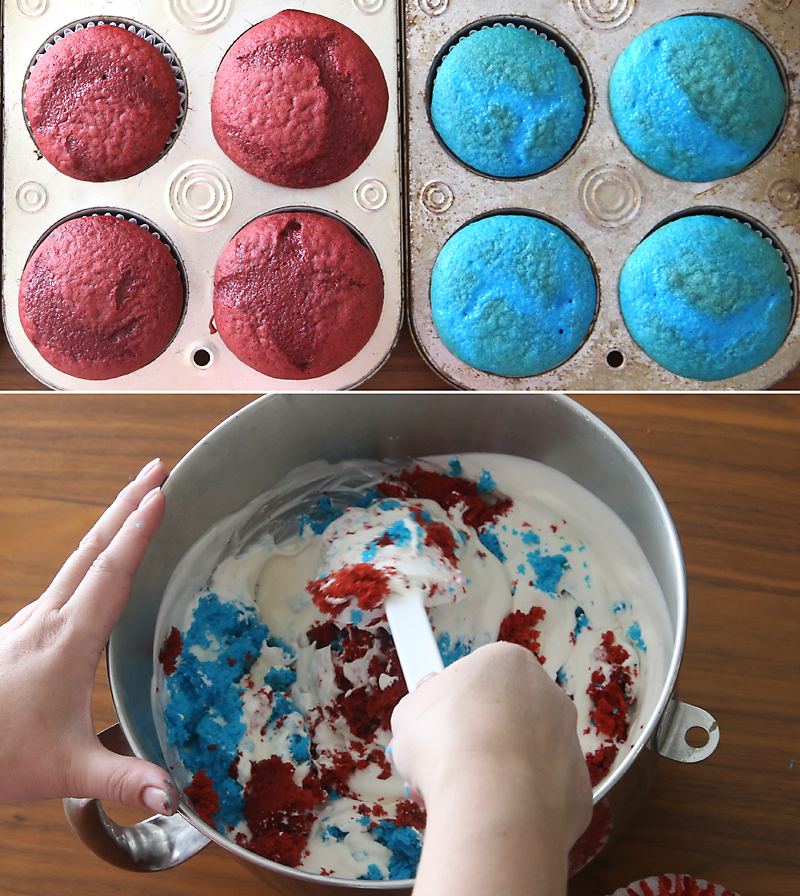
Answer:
384, 590, 445, 690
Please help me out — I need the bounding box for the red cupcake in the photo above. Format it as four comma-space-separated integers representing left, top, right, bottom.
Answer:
25, 24, 181, 182
211, 10, 388, 188
213, 211, 384, 379
19, 215, 184, 380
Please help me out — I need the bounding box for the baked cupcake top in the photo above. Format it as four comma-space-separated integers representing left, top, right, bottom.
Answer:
609, 16, 785, 182
619, 215, 793, 381
213, 212, 384, 380
430, 24, 585, 178
25, 24, 181, 182
19, 215, 184, 380
430, 214, 597, 377
211, 10, 388, 189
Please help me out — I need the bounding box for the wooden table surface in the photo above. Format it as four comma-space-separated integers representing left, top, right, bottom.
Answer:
0, 394, 798, 896
2, 322, 800, 392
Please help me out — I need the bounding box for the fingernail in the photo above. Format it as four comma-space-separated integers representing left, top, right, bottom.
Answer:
139, 487, 162, 508
135, 458, 161, 482
416, 672, 439, 688
143, 786, 168, 814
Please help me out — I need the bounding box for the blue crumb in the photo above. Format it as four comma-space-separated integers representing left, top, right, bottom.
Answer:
437, 632, 472, 667
526, 551, 569, 595
521, 531, 540, 545
572, 606, 589, 640
323, 825, 349, 843
448, 458, 463, 477
477, 529, 506, 562
374, 822, 423, 879
626, 621, 647, 652
477, 470, 496, 493
360, 864, 385, 881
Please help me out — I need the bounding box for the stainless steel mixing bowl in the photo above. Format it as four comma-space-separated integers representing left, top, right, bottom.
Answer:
64, 393, 719, 894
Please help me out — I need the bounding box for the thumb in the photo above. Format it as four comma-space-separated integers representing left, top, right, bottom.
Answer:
73, 745, 177, 816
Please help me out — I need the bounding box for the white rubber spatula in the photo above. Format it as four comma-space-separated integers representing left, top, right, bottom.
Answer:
384, 589, 445, 690
312, 498, 464, 691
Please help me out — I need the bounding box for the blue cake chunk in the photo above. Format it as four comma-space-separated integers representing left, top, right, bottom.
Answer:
431, 214, 596, 377
619, 215, 792, 380
610, 16, 785, 182
431, 25, 585, 177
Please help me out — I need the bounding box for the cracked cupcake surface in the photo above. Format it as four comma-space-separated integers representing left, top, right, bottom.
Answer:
609, 15, 785, 182
211, 10, 388, 188
25, 24, 180, 182
212, 212, 384, 380
19, 215, 184, 380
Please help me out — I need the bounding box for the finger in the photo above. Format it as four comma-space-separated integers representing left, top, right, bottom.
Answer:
61, 488, 166, 647
44, 460, 168, 608
70, 744, 177, 815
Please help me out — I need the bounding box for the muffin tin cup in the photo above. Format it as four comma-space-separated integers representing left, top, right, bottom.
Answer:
405, 0, 800, 390
2, 0, 403, 391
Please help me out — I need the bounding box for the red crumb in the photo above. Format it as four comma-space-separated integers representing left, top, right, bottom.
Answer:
184, 769, 219, 827
379, 466, 512, 529
229, 754, 241, 779
598, 629, 630, 665
239, 757, 325, 867
308, 564, 391, 616
158, 627, 183, 675
498, 607, 547, 663
421, 519, 459, 567
394, 799, 427, 829
337, 678, 407, 742
587, 631, 632, 741
307, 620, 341, 648
585, 743, 619, 786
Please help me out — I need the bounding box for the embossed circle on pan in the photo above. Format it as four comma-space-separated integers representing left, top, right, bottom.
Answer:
170, 163, 233, 227
425, 17, 594, 181
169, 0, 232, 31
23, 19, 189, 173
16, 181, 48, 213
769, 178, 800, 211
17, 0, 49, 16
418, 0, 449, 17
761, 0, 793, 11
573, 0, 636, 29
579, 166, 641, 227
355, 179, 388, 211
421, 181, 454, 214
353, 0, 385, 15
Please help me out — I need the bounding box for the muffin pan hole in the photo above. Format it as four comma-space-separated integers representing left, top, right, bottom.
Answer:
604, 349, 626, 370
189, 344, 215, 370
425, 17, 594, 181
22, 19, 188, 179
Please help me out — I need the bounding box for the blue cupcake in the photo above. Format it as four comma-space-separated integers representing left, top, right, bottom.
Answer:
430, 214, 597, 376
620, 215, 793, 381
609, 16, 785, 182
430, 24, 585, 178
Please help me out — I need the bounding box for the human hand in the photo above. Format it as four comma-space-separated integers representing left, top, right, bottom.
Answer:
0, 459, 175, 815
390, 641, 593, 853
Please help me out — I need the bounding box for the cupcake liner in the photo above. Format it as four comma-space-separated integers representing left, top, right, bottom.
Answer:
608, 874, 741, 896
425, 16, 591, 182
23, 18, 188, 161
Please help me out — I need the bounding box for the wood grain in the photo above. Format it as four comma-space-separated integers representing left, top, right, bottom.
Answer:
0, 394, 797, 896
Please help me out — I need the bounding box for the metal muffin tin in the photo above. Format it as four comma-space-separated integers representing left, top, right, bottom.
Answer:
405, 0, 800, 390
2, 0, 402, 391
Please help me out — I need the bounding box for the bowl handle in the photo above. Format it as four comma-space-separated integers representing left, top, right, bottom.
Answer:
63, 725, 210, 872
656, 699, 720, 763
